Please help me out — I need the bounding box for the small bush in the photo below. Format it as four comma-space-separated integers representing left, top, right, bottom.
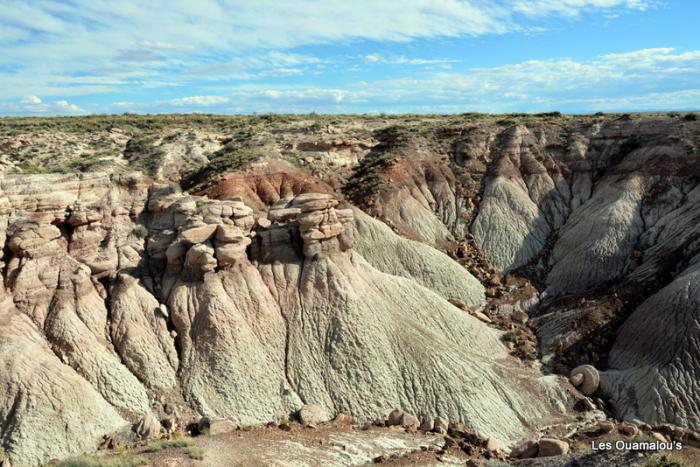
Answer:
186, 446, 205, 460
57, 456, 146, 467
132, 225, 149, 238
146, 438, 194, 452
502, 331, 518, 343
683, 113, 698, 121
645, 452, 688, 467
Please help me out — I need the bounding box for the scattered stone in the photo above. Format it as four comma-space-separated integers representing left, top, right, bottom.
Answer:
333, 412, 353, 425
98, 433, 118, 450
597, 420, 616, 434
298, 403, 331, 425
651, 432, 668, 443
472, 310, 492, 323
135, 414, 161, 439
203, 417, 236, 436
485, 437, 500, 452
387, 409, 404, 426
511, 310, 528, 324
574, 397, 597, 412
400, 413, 420, 430
537, 438, 569, 457
510, 440, 538, 459
161, 417, 177, 434
619, 421, 639, 436
157, 304, 168, 318
278, 423, 292, 432
433, 417, 448, 434
419, 416, 434, 432
209, 418, 236, 436
569, 365, 600, 395
444, 436, 459, 448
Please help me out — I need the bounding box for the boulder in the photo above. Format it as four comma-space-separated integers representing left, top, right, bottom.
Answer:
419, 416, 434, 432
433, 416, 448, 434
472, 310, 492, 323
387, 409, 404, 426
569, 365, 600, 395
333, 412, 353, 425
510, 440, 539, 459
181, 224, 217, 244
198, 417, 236, 436
298, 403, 331, 425
597, 420, 615, 434
511, 310, 529, 324
136, 414, 161, 439
619, 421, 639, 436
486, 437, 501, 452
537, 438, 569, 457
400, 413, 420, 429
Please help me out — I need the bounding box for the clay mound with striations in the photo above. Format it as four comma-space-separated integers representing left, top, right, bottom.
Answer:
0, 175, 572, 464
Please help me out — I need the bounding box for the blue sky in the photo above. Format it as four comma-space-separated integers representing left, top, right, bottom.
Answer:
1, 0, 699, 115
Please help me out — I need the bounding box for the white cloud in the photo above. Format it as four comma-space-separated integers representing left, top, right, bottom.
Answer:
0, 1, 685, 115
0, 0, 654, 104
21, 95, 42, 105
54, 100, 84, 112
168, 95, 230, 107
2, 96, 86, 115
198, 47, 700, 114
363, 53, 458, 66
510, 0, 650, 17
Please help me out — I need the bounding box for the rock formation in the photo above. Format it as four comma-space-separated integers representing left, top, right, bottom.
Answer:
0, 173, 568, 464
1, 113, 700, 464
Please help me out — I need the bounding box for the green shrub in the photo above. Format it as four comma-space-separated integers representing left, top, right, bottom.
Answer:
645, 452, 688, 467
57, 456, 146, 467
186, 446, 205, 460
132, 225, 149, 238
145, 438, 194, 452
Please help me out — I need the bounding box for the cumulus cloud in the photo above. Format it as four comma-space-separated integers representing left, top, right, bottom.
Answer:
364, 54, 384, 63
208, 47, 700, 113
20, 95, 42, 105
510, 0, 650, 17
363, 53, 458, 66
0, 1, 684, 115
2, 96, 86, 115
0, 1, 652, 100
169, 96, 230, 107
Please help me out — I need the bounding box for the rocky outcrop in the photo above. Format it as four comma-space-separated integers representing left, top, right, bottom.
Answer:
600, 254, 700, 431
2, 114, 700, 463
0, 174, 571, 463
0, 295, 126, 466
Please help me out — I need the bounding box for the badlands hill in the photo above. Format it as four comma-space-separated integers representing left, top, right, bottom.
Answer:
0, 112, 699, 465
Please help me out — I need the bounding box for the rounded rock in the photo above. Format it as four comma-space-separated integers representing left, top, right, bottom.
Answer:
569, 364, 600, 395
